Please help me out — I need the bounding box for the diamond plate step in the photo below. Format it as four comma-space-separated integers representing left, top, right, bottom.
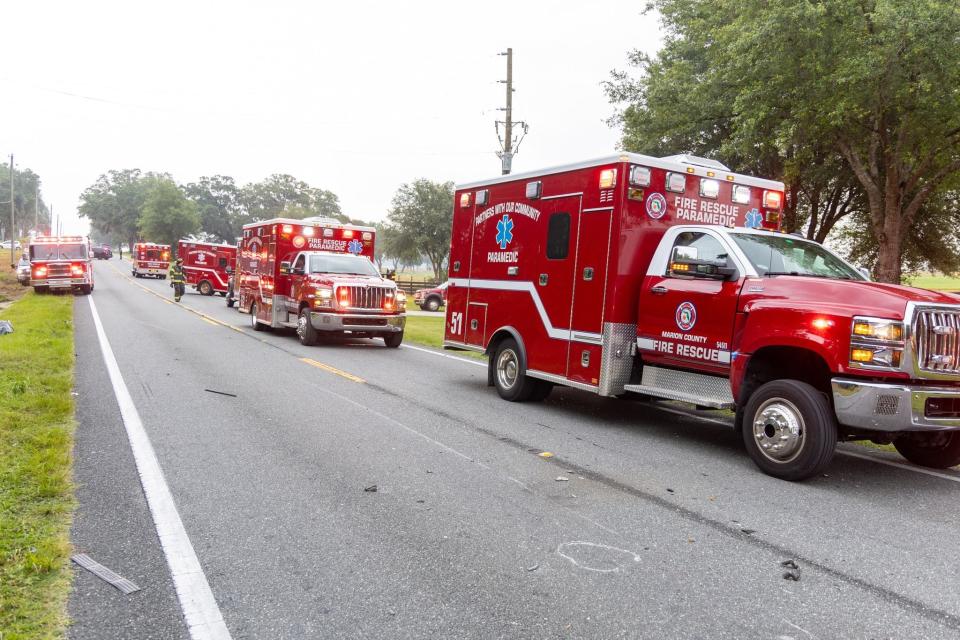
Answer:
624, 365, 734, 409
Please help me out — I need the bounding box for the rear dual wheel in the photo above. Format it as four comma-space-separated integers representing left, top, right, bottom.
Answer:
198, 280, 214, 296
250, 302, 264, 331
492, 338, 552, 402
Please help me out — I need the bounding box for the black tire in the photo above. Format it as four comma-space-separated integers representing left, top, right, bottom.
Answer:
198, 280, 214, 296
425, 296, 441, 312
250, 302, 264, 331
383, 331, 404, 348
160, 275, 167, 280
741, 379, 837, 481
226, 297, 236, 308
491, 338, 538, 402
297, 307, 318, 346
79, 284, 92, 295
894, 432, 960, 469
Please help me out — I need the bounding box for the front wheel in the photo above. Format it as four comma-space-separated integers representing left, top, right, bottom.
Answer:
894, 432, 960, 469
383, 331, 403, 348
250, 302, 263, 331
491, 338, 538, 402
425, 297, 440, 312
741, 379, 837, 481
297, 307, 318, 346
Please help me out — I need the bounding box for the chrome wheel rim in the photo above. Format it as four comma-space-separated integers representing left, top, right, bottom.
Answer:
297, 313, 307, 340
250, 304, 257, 327
496, 348, 519, 390
752, 397, 805, 463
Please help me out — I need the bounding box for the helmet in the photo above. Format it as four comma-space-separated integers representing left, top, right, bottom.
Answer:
176, 257, 183, 263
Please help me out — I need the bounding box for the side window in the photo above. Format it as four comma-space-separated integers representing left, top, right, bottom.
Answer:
293, 254, 305, 272
668, 232, 730, 275
546, 213, 570, 260
218, 257, 228, 268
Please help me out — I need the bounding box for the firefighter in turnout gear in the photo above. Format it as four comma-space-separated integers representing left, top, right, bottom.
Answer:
169, 257, 186, 302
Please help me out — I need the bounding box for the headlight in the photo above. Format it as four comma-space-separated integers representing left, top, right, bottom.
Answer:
316, 288, 332, 300
312, 287, 333, 308
850, 316, 905, 370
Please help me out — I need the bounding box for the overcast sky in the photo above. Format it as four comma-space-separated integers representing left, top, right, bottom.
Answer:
2, 1, 662, 234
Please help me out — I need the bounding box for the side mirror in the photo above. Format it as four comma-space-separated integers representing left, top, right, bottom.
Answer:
670, 246, 737, 281
279, 261, 291, 275
857, 266, 871, 280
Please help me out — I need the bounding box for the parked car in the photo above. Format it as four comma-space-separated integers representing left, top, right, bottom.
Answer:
16, 256, 30, 286
414, 281, 448, 311
1, 240, 22, 250
92, 244, 113, 259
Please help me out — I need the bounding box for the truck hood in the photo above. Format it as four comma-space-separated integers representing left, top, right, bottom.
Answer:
739, 277, 960, 319
306, 273, 395, 288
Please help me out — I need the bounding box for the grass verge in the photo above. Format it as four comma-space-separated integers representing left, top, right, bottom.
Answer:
404, 315, 485, 360
0, 292, 76, 639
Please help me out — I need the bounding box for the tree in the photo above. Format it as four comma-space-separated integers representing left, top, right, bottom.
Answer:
239, 174, 343, 224
606, 0, 960, 282
140, 179, 200, 250
78, 169, 151, 250
0, 162, 50, 238
182, 175, 243, 243
386, 180, 453, 280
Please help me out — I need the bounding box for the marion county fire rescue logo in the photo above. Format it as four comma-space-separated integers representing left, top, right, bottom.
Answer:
645, 192, 667, 219
675, 301, 697, 331
292, 235, 306, 249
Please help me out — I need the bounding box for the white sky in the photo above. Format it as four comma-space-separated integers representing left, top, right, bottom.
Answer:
2, 1, 661, 235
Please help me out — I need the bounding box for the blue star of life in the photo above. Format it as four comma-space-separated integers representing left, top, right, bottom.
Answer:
347, 239, 363, 255
496, 214, 514, 250
744, 208, 763, 229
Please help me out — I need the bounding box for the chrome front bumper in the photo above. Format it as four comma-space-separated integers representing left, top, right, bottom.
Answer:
832, 378, 960, 432
31, 278, 86, 289
309, 311, 405, 333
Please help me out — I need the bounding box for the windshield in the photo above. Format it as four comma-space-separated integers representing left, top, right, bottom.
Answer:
730, 233, 863, 280
308, 254, 380, 276
30, 243, 87, 261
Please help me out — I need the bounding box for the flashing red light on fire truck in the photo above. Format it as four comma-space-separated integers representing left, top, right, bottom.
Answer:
763, 190, 783, 210
70, 263, 85, 276
598, 169, 617, 189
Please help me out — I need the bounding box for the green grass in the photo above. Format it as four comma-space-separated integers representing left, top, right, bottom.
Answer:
905, 273, 960, 291
0, 292, 76, 639
404, 315, 485, 360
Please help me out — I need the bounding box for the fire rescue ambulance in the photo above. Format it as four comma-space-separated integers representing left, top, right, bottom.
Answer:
444, 153, 960, 480
28, 235, 95, 294
177, 240, 237, 296
131, 242, 171, 278
237, 217, 406, 347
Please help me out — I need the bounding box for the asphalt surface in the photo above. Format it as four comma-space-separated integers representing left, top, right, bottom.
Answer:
68, 258, 960, 639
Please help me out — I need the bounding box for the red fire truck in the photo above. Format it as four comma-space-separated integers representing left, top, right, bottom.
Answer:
444, 153, 960, 480
131, 242, 171, 278
238, 217, 406, 346
177, 240, 237, 296
28, 235, 95, 294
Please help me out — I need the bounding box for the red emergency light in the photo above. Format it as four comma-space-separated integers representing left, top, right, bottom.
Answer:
763, 190, 782, 210
70, 263, 85, 276
33, 265, 47, 277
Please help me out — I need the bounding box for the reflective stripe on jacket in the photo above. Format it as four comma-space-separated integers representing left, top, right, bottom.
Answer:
169, 264, 186, 283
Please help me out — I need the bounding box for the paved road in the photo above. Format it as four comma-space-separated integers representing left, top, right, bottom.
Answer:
69, 258, 960, 639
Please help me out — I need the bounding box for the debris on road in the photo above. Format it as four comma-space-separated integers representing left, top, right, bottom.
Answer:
526, 564, 539, 572
204, 388, 238, 398
741, 528, 756, 535
781, 559, 801, 581
555, 476, 569, 482
0, 320, 12, 335
539, 451, 554, 458
364, 485, 378, 493
71, 554, 141, 594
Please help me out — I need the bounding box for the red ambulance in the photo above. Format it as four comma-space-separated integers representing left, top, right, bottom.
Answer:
444, 153, 960, 480
28, 235, 94, 294
176, 240, 237, 296
237, 217, 406, 347
131, 242, 171, 278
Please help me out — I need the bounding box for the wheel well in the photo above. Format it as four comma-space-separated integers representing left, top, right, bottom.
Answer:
741, 346, 832, 403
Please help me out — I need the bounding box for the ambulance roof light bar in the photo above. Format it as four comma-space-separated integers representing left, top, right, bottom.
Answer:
660, 154, 730, 172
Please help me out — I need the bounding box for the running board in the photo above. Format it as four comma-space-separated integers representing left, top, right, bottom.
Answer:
623, 366, 734, 409
279, 320, 298, 329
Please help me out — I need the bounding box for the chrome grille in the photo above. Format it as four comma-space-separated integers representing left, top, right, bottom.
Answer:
46, 263, 71, 278
338, 285, 391, 310
913, 308, 960, 375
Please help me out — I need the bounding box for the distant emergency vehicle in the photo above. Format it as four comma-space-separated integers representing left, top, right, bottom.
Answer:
28, 235, 94, 294
132, 242, 171, 278
237, 217, 406, 346
445, 153, 960, 480
177, 240, 237, 296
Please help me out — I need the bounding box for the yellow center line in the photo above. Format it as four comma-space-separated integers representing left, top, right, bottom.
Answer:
300, 358, 366, 384
201, 317, 219, 326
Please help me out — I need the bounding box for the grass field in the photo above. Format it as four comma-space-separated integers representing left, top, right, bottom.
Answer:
0, 292, 76, 639
905, 274, 960, 291
403, 315, 484, 360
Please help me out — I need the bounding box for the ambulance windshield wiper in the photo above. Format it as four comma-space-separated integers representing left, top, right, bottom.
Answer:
763, 271, 851, 280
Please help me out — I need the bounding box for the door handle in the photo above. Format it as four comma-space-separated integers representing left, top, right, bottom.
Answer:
651, 286, 668, 295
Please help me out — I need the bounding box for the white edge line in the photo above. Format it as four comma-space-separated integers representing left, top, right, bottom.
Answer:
87, 296, 232, 640
401, 342, 487, 368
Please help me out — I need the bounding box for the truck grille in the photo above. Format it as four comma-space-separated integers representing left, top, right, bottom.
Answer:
45, 263, 71, 278
337, 285, 391, 310
913, 308, 960, 375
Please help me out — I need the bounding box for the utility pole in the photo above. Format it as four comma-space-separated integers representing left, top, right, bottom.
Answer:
8, 154, 14, 267
34, 180, 39, 236
496, 48, 528, 175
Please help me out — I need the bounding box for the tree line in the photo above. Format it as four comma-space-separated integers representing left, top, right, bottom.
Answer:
78, 170, 454, 280
0, 161, 50, 239
605, 0, 960, 283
